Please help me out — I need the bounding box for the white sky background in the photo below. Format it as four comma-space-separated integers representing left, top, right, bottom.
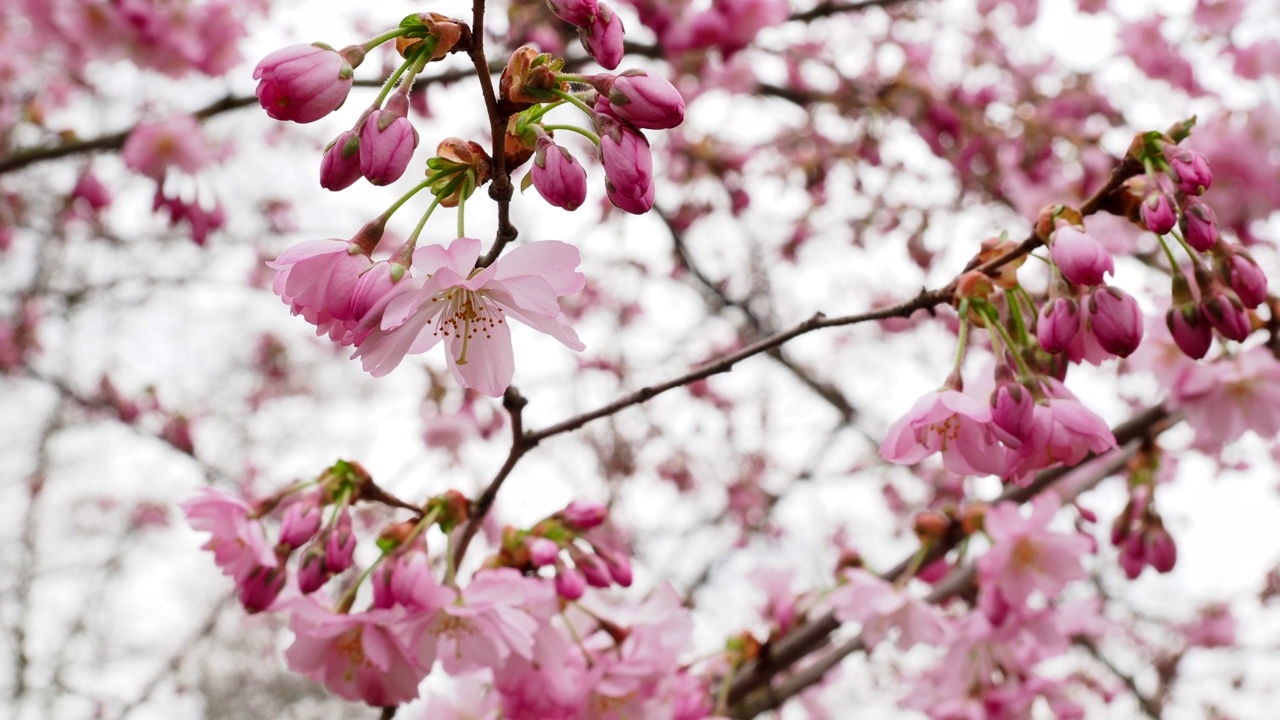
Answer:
2, 0, 1280, 718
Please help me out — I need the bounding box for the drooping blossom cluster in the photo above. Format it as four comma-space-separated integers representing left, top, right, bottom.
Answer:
252, 12, 684, 393
183, 461, 713, 714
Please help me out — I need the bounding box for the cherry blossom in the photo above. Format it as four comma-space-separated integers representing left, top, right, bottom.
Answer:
353, 237, 586, 394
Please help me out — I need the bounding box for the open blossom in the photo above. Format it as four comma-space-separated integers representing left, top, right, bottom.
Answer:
881, 388, 1007, 477
181, 488, 274, 582
978, 494, 1091, 607
411, 568, 548, 674
122, 114, 216, 181
828, 568, 946, 650
1005, 384, 1116, 481
284, 598, 431, 706
1173, 346, 1280, 451
269, 239, 372, 339
254, 43, 355, 124
352, 237, 586, 395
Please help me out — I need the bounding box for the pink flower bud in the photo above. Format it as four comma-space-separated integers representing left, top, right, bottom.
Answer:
297, 544, 329, 594
602, 551, 632, 586
596, 115, 655, 214
1165, 303, 1213, 359
359, 97, 419, 186
574, 552, 612, 587
1119, 535, 1146, 579
527, 537, 560, 567
1050, 226, 1113, 286
578, 2, 625, 70
324, 508, 356, 573
1164, 145, 1212, 195
237, 563, 286, 613
1146, 526, 1177, 573
562, 499, 607, 529
990, 382, 1034, 447
1037, 297, 1080, 353
605, 70, 686, 130
1219, 246, 1268, 309
531, 136, 588, 211
254, 44, 354, 124
555, 565, 586, 600
1179, 198, 1217, 252
1087, 286, 1143, 357
71, 169, 112, 211
547, 0, 599, 26
1202, 287, 1251, 342
320, 130, 362, 191
1140, 187, 1177, 234
279, 499, 323, 549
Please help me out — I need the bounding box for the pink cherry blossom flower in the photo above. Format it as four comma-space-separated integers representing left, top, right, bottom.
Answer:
122, 114, 216, 181
581, 583, 695, 717
978, 494, 1091, 607
494, 621, 591, 718
881, 388, 1007, 477
284, 597, 431, 706
990, 381, 1034, 448
269, 238, 372, 339
412, 568, 548, 674
352, 238, 586, 395
664, 0, 789, 57
828, 568, 947, 650
181, 488, 275, 582
1173, 346, 1280, 451
1005, 385, 1116, 481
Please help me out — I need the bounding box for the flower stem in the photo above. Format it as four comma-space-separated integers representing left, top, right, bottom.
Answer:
542, 124, 600, 145
1156, 233, 1182, 272
335, 555, 384, 614
381, 180, 432, 221
456, 182, 468, 238
551, 88, 597, 117
407, 196, 442, 246
373, 44, 430, 109
361, 26, 415, 52
951, 299, 971, 378
987, 309, 1035, 379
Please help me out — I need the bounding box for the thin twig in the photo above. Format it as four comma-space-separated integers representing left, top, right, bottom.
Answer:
452, 387, 530, 566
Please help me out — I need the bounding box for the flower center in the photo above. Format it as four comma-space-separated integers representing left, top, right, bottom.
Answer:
431, 288, 504, 365
432, 612, 480, 641
335, 626, 367, 671
927, 415, 961, 451
1011, 537, 1039, 571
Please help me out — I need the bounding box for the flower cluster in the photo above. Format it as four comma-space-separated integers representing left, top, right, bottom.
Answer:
502, 47, 686, 215
184, 462, 712, 714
